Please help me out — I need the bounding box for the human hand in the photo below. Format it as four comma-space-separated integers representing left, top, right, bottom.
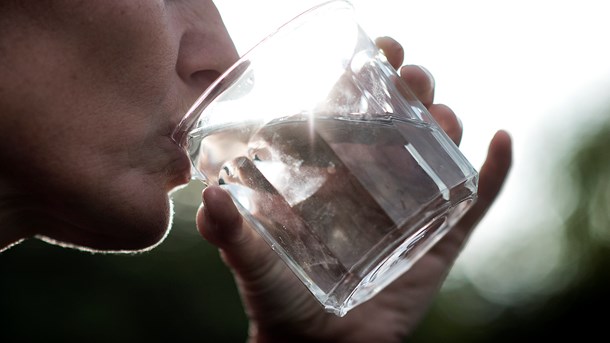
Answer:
196, 37, 512, 343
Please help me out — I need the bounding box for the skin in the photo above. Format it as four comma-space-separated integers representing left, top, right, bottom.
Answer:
0, 0, 238, 252
0, 1, 512, 342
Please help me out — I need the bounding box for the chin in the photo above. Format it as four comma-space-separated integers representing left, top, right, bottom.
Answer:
37, 197, 177, 254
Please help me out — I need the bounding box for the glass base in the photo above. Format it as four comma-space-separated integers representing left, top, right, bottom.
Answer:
321, 196, 476, 316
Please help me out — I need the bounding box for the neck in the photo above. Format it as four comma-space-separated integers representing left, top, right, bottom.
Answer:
0, 178, 33, 252
0, 222, 27, 252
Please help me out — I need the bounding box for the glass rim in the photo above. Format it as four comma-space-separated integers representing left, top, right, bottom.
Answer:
171, 0, 355, 147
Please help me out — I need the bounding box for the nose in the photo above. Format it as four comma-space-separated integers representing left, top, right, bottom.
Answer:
173, 2, 239, 98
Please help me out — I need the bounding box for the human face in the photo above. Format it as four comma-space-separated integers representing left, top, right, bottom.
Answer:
0, 0, 239, 251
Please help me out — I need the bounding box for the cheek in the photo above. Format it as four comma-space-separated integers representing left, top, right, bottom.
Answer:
1, 1, 185, 251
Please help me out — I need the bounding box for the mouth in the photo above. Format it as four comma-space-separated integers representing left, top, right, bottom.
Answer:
164, 115, 193, 189
165, 71, 229, 189
165, 137, 193, 190
170, 119, 189, 150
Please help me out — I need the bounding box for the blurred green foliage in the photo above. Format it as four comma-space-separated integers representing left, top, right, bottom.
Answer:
1, 118, 609, 342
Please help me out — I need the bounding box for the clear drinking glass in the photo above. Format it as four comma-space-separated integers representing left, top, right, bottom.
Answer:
173, 0, 478, 317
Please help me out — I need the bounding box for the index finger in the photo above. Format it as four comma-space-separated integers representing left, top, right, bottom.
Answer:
375, 36, 404, 70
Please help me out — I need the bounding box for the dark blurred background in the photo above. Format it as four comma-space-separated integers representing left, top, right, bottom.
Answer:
0, 198, 249, 342
2, 111, 609, 342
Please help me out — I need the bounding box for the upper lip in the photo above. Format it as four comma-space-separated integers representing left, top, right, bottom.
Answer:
164, 113, 191, 169
167, 104, 191, 148
168, 119, 184, 147
165, 134, 192, 189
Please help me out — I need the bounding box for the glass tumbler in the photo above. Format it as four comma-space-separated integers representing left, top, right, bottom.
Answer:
173, 0, 478, 317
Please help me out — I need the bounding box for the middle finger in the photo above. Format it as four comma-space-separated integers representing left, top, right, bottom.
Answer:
399, 65, 435, 108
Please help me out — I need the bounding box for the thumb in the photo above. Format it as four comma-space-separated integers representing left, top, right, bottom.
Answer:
197, 186, 278, 279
